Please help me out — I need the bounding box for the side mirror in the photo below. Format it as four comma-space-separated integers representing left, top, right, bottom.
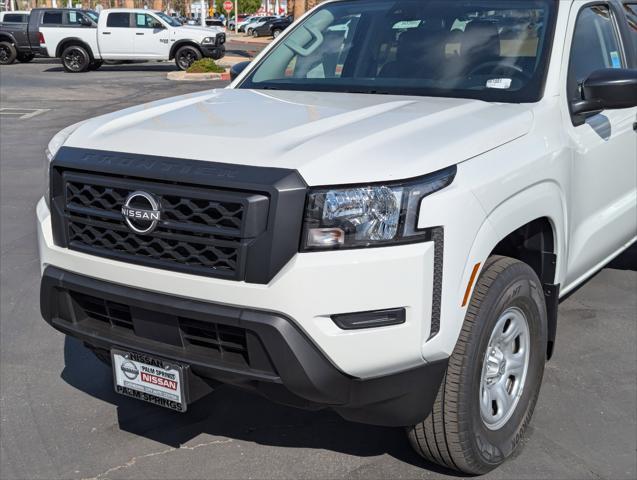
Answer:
230, 61, 251, 81
571, 68, 637, 123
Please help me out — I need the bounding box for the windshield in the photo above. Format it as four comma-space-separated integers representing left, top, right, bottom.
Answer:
239, 0, 557, 102
155, 11, 181, 27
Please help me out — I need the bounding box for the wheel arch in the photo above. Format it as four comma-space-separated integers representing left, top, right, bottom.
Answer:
461, 181, 567, 359
0, 32, 17, 44
169, 40, 202, 60
56, 37, 94, 60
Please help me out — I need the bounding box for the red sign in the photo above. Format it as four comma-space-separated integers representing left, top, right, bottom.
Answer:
223, 1, 233, 12
141, 372, 177, 391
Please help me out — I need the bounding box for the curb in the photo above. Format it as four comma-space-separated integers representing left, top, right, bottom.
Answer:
167, 70, 231, 82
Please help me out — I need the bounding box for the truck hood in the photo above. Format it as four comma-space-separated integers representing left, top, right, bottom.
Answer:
65, 89, 534, 185
176, 25, 222, 37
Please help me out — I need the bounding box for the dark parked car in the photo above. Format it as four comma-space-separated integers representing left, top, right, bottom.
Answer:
251, 16, 292, 38
0, 8, 97, 65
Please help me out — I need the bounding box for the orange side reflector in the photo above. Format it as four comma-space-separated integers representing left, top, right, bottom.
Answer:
462, 263, 482, 307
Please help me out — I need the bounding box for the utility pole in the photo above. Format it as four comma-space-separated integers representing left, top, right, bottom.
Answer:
200, 0, 205, 25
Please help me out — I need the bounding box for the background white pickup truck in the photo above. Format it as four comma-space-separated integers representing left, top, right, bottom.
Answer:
40, 8, 225, 72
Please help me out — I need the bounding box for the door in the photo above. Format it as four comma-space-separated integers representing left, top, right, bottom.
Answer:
133, 13, 169, 58
99, 12, 135, 58
563, 1, 637, 287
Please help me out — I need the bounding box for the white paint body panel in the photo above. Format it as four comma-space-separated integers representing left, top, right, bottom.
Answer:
37, 1, 637, 378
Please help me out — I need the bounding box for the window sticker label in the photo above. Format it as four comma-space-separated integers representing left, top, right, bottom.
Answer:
486, 78, 512, 89
610, 51, 621, 68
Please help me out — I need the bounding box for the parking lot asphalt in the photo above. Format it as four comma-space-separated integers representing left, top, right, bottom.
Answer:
1, 59, 636, 480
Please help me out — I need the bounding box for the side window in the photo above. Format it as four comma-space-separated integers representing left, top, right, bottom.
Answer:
42, 11, 63, 25
106, 12, 130, 28
135, 14, 163, 29
624, 3, 637, 52
567, 5, 626, 102
66, 11, 90, 25
3, 14, 27, 23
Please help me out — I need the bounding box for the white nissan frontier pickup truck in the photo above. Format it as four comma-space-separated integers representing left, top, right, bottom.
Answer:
39, 8, 225, 72
38, 0, 637, 474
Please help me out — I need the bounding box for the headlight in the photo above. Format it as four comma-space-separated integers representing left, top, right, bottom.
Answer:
301, 166, 456, 251
201, 36, 215, 44
44, 121, 86, 206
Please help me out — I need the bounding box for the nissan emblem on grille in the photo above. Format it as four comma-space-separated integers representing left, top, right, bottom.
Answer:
121, 191, 161, 234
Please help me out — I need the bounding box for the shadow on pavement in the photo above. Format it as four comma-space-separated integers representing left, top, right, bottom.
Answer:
44, 63, 178, 73
60, 336, 461, 476
607, 242, 637, 271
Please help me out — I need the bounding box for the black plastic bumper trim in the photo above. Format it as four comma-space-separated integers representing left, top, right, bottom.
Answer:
331, 308, 406, 330
41, 266, 448, 426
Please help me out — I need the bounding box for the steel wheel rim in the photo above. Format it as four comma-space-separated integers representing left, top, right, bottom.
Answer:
0, 45, 9, 62
479, 306, 530, 430
64, 48, 83, 71
273, 30, 280, 38
178, 51, 194, 69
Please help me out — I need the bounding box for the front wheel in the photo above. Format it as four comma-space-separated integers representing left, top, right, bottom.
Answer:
272, 29, 282, 38
252, 29, 259, 38
408, 256, 547, 475
0, 41, 17, 65
61, 45, 91, 72
175, 45, 202, 71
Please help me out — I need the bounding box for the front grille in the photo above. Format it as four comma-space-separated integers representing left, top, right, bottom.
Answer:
70, 291, 250, 366
59, 172, 268, 280
49, 148, 307, 284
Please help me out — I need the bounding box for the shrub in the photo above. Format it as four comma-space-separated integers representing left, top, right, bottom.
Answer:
186, 58, 225, 74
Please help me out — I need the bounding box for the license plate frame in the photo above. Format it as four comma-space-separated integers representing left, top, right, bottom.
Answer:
111, 349, 187, 412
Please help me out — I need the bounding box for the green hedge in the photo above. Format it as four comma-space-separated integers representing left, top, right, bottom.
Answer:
187, 58, 225, 74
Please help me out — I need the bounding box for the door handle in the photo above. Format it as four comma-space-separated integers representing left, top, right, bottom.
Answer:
102, 32, 111, 35
136, 32, 144, 35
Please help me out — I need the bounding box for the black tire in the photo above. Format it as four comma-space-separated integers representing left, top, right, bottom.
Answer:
0, 41, 17, 65
17, 52, 35, 63
61, 44, 91, 73
252, 29, 259, 38
272, 28, 282, 38
175, 45, 202, 71
88, 60, 103, 71
247, 28, 253, 36
408, 256, 547, 475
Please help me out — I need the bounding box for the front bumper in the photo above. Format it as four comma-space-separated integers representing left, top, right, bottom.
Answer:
201, 33, 225, 58
41, 265, 447, 426
37, 197, 442, 379
200, 44, 225, 59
